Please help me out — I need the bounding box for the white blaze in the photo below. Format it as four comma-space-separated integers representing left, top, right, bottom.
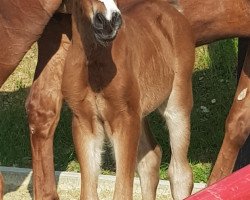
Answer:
99, 0, 120, 20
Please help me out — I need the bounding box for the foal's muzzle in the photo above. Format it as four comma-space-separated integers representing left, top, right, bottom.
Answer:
93, 12, 122, 45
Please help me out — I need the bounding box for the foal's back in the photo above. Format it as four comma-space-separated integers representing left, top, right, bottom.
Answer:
112, 0, 195, 115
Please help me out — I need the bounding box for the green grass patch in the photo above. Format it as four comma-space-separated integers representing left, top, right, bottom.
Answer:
0, 39, 238, 183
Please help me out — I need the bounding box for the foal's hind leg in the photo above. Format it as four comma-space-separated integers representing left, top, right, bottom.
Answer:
159, 78, 193, 199
26, 14, 71, 200
137, 117, 162, 200
208, 45, 250, 185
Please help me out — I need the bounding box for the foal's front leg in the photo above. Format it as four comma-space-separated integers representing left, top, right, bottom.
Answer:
208, 43, 250, 185
26, 14, 71, 200
71, 113, 104, 200
109, 111, 141, 200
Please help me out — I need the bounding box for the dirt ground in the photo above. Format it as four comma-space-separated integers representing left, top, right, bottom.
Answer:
4, 186, 172, 200
2, 167, 205, 200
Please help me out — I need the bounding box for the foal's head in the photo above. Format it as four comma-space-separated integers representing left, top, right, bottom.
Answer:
74, 0, 122, 45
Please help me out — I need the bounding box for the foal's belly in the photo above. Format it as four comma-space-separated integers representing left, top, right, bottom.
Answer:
140, 82, 173, 116
138, 66, 174, 116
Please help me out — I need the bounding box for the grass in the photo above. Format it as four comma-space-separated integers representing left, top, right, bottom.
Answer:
0, 39, 238, 183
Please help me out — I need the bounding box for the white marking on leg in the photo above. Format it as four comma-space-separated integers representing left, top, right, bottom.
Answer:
159, 99, 193, 199
98, 0, 120, 20
85, 120, 105, 177
237, 88, 248, 101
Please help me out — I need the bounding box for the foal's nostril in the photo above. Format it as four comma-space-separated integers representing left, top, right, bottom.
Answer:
111, 12, 122, 29
94, 13, 106, 30
93, 11, 121, 44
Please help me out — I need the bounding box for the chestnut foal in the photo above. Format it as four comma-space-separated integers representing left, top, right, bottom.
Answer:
60, 0, 195, 199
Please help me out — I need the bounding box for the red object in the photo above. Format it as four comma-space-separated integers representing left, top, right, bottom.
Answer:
186, 165, 250, 200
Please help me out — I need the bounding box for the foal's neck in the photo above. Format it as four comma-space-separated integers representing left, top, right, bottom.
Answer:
72, 8, 113, 61
71, 11, 117, 92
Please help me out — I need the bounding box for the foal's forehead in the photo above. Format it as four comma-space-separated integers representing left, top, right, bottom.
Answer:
98, 0, 120, 20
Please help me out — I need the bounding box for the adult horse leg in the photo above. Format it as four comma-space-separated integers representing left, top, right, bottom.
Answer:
234, 38, 250, 170
208, 42, 250, 185
0, 2, 62, 198
26, 13, 71, 199
158, 75, 193, 199
136, 118, 162, 200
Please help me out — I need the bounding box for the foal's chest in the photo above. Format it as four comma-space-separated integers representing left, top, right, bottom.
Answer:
84, 50, 140, 121
91, 92, 107, 119
85, 73, 135, 123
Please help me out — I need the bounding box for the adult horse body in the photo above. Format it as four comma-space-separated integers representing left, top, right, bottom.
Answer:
179, 0, 250, 46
